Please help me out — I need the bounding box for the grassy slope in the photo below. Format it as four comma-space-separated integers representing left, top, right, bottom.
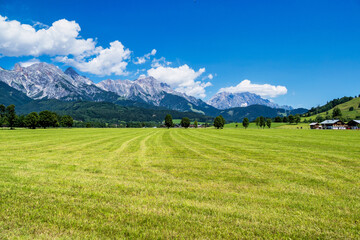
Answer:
0, 128, 359, 239
305, 97, 360, 121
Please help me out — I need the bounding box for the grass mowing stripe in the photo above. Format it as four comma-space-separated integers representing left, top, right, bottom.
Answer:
0, 128, 359, 239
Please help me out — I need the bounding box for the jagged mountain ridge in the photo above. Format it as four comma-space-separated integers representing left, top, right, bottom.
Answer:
0, 63, 119, 102
0, 62, 212, 113
0, 62, 297, 116
96, 77, 202, 106
96, 77, 220, 114
207, 92, 293, 110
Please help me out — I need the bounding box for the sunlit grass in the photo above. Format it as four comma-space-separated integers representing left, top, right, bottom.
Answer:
0, 128, 359, 239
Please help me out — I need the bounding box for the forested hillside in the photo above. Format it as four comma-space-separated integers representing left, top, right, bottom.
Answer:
304, 97, 360, 121
305, 96, 356, 116
0, 82, 31, 106
16, 100, 213, 124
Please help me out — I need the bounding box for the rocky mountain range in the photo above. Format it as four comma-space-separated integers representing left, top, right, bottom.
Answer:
207, 92, 293, 110
0, 63, 119, 102
96, 77, 200, 106
0, 62, 304, 119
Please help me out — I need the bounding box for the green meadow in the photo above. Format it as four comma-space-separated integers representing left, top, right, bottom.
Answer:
0, 128, 359, 239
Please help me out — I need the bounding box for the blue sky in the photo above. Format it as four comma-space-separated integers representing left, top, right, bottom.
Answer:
1, 0, 360, 108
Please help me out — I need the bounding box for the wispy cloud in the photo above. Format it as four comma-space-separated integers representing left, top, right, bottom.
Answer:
133, 49, 156, 64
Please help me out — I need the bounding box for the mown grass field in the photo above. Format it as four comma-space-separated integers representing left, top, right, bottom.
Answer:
0, 128, 359, 239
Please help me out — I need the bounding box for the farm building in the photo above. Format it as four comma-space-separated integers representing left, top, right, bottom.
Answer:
347, 120, 360, 129
309, 122, 322, 129
320, 120, 346, 130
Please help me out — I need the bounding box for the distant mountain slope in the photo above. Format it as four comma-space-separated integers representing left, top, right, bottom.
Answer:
222, 105, 307, 122
0, 81, 31, 106
0, 63, 120, 102
218, 105, 291, 122
97, 77, 219, 114
304, 97, 360, 120
207, 92, 293, 110
97, 77, 198, 105
16, 99, 214, 123
0, 62, 217, 114
289, 108, 309, 115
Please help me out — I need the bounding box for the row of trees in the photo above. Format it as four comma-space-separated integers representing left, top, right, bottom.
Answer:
22, 111, 73, 129
274, 114, 301, 124
166, 114, 268, 130
255, 116, 272, 128
164, 114, 202, 129
0, 104, 73, 129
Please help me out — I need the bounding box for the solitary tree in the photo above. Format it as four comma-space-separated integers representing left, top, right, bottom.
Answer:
255, 117, 260, 128
39, 110, 58, 128
214, 115, 225, 129
288, 115, 295, 124
332, 107, 342, 118
295, 114, 301, 124
349, 106, 354, 111
259, 116, 266, 128
219, 115, 226, 126
6, 105, 17, 130
266, 118, 272, 128
180, 117, 190, 128
0, 104, 5, 126
194, 120, 198, 128
24, 112, 39, 129
61, 115, 74, 128
282, 116, 288, 123
164, 114, 173, 129
242, 117, 249, 129
274, 116, 282, 122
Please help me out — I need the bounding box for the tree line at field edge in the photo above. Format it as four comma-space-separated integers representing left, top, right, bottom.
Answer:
0, 104, 73, 129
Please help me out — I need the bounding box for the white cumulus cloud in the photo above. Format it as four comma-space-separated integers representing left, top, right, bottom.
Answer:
0, 15, 132, 76
218, 79, 287, 98
56, 41, 131, 76
0, 15, 95, 57
147, 64, 211, 98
